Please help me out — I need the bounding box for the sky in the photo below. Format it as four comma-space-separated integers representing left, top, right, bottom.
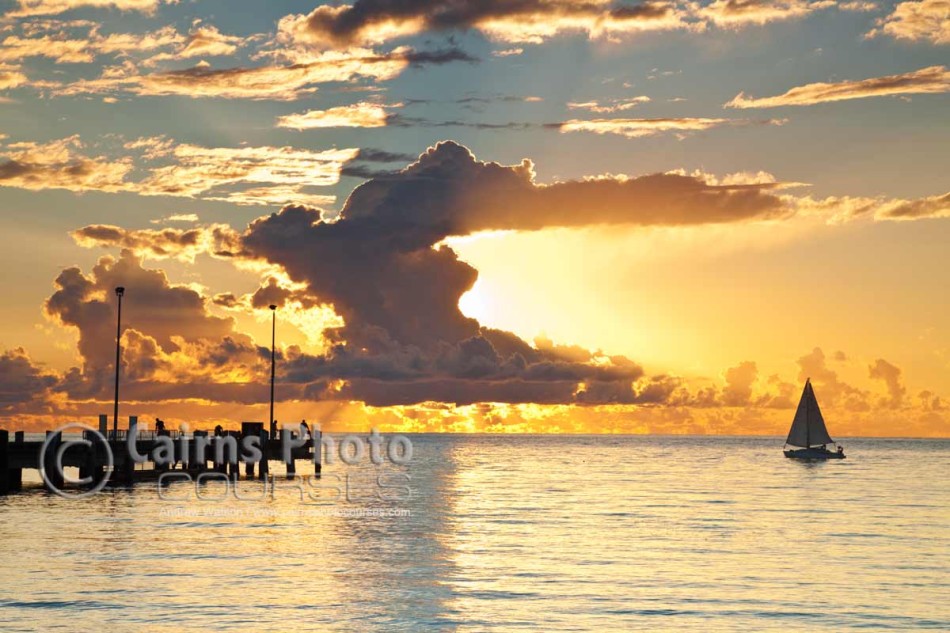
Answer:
0, 0, 947, 436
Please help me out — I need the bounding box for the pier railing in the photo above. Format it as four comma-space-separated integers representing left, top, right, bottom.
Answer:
83, 430, 184, 441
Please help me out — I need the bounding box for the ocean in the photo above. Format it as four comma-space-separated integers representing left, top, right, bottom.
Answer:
0, 435, 947, 631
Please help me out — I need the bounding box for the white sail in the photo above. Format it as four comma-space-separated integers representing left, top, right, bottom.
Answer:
786, 380, 834, 448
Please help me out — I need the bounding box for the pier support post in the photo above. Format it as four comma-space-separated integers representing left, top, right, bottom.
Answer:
8, 430, 23, 490
123, 416, 137, 484
0, 430, 21, 493
212, 437, 226, 474
43, 430, 64, 492
192, 430, 208, 472
79, 440, 95, 484
259, 430, 269, 480
0, 430, 9, 495
313, 428, 321, 476
8, 466, 21, 492
286, 451, 296, 479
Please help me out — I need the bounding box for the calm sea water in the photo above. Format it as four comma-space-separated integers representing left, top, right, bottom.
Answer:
0, 435, 947, 631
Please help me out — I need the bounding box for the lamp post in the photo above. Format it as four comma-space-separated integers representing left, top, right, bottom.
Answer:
269, 304, 277, 434
112, 286, 125, 439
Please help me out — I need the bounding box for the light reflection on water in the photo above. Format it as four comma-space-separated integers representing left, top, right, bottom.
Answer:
0, 435, 947, 631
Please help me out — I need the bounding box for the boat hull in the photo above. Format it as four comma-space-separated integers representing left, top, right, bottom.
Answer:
784, 448, 845, 459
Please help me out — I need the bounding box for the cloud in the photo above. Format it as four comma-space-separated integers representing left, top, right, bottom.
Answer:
44, 250, 272, 401
0, 24, 184, 64
869, 359, 907, 408
276, 101, 393, 129
0, 63, 28, 89
0, 348, 58, 413
0, 134, 358, 204
331, 141, 790, 233
353, 148, 416, 163
839, 1, 879, 10
71, 224, 237, 263
874, 192, 950, 220
128, 137, 358, 206
722, 360, 758, 406
557, 116, 784, 138
790, 191, 950, 222
567, 96, 651, 113
796, 347, 870, 411
6, 0, 168, 18
55, 46, 469, 100
279, 1, 695, 48
404, 94, 543, 109
150, 213, 199, 225
0, 135, 132, 193
867, 0, 950, 45
144, 23, 252, 65
726, 65, 950, 108
340, 147, 419, 179
698, 0, 834, 27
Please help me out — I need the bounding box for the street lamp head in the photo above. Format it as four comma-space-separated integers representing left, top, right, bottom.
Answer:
269, 304, 277, 311
115, 286, 125, 296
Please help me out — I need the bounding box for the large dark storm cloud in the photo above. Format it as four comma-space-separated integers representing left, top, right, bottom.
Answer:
232, 141, 785, 405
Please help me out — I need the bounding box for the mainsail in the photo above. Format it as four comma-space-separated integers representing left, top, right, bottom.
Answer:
786, 379, 834, 448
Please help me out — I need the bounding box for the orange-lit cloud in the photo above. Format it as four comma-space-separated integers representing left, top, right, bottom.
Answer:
6, 0, 168, 18
150, 213, 199, 225
0, 135, 132, 193
867, 0, 950, 44
726, 65, 950, 108
557, 116, 784, 138
54, 47, 463, 100
144, 23, 252, 64
0, 134, 358, 205
874, 192, 950, 220
697, 0, 833, 27
279, 0, 696, 49
567, 96, 651, 113
0, 63, 28, 89
790, 191, 950, 222
71, 224, 237, 263
126, 136, 357, 206
276, 102, 393, 129
42, 250, 273, 402
0, 19, 251, 66
0, 348, 58, 414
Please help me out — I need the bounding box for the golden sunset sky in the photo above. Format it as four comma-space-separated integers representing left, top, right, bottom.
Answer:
0, 0, 947, 435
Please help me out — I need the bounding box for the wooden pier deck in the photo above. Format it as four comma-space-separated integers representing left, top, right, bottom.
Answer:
0, 418, 320, 494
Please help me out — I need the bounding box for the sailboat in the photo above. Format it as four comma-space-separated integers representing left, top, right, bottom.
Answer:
783, 378, 846, 459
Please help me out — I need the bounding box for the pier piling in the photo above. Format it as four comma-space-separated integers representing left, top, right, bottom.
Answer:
259, 430, 269, 480
1, 430, 9, 494
42, 430, 64, 492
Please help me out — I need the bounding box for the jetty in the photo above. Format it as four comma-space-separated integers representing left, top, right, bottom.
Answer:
0, 415, 321, 495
